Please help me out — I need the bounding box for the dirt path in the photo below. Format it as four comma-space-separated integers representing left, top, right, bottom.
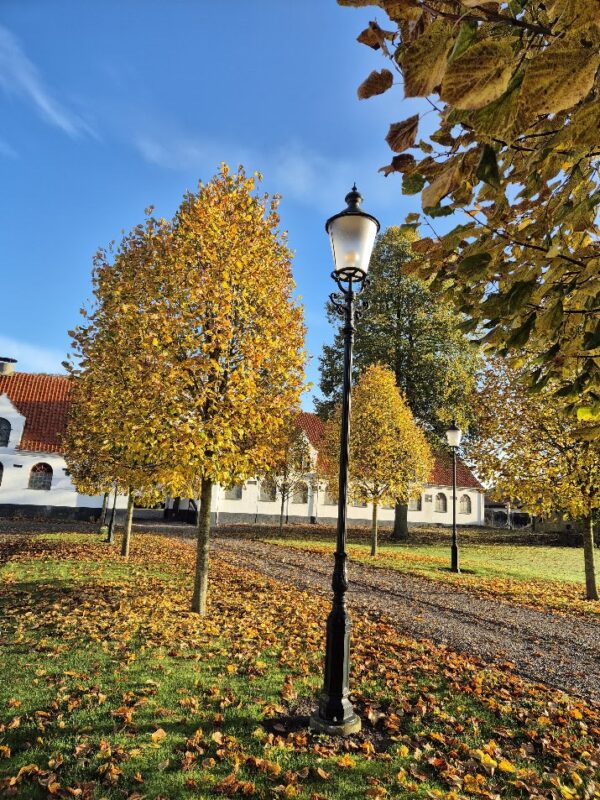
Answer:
205, 537, 600, 704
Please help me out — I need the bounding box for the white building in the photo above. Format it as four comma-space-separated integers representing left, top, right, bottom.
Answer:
171, 412, 485, 527
0, 362, 127, 521
0, 361, 485, 526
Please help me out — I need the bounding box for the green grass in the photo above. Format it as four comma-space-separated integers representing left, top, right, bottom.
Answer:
1, 533, 599, 799
264, 537, 587, 583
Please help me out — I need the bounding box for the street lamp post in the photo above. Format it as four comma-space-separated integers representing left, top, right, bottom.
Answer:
446, 421, 462, 573
310, 186, 379, 736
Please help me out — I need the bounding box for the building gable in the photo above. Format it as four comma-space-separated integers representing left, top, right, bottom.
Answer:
0, 373, 71, 454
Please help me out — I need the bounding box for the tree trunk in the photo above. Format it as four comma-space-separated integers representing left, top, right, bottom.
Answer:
391, 502, 409, 541
191, 478, 213, 614
121, 492, 134, 558
106, 487, 118, 544
371, 503, 378, 557
279, 493, 285, 535
100, 492, 109, 529
583, 515, 599, 601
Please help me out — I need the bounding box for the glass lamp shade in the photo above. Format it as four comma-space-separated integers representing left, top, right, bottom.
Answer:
446, 422, 462, 448
326, 186, 379, 281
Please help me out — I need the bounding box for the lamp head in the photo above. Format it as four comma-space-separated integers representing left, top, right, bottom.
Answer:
326, 185, 380, 283
446, 420, 462, 448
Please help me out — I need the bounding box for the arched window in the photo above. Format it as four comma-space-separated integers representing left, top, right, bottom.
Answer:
435, 493, 447, 513
224, 484, 243, 500
0, 418, 10, 447
0, 462, 3, 487
29, 463, 53, 491
259, 478, 277, 502
459, 494, 472, 515
292, 482, 308, 504
408, 495, 422, 512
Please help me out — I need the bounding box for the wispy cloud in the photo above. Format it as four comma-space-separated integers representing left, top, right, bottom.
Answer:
0, 25, 94, 138
135, 133, 397, 214
0, 336, 66, 374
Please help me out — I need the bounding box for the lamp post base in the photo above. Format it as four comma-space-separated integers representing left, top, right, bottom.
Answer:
309, 711, 361, 736
451, 543, 460, 574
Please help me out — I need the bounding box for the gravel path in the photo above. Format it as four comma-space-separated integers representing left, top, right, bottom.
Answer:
207, 537, 600, 704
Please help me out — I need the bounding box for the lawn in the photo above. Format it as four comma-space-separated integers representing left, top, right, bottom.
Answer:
1, 532, 600, 799
255, 525, 600, 617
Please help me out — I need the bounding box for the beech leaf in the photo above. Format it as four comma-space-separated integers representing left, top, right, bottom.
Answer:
357, 68, 394, 99
520, 23, 600, 117
440, 38, 515, 110
421, 164, 459, 208
401, 20, 455, 97
385, 115, 419, 153
379, 154, 416, 177
475, 144, 501, 189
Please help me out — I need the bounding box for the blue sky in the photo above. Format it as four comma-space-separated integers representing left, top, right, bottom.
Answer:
0, 1, 424, 408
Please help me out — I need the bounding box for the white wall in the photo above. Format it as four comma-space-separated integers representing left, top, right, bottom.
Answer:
0, 394, 127, 511
174, 477, 485, 526
0, 450, 124, 509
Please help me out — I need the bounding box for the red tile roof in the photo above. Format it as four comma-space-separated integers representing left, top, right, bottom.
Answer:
0, 373, 71, 453
428, 450, 483, 490
296, 411, 325, 450
296, 412, 483, 491
0, 379, 483, 490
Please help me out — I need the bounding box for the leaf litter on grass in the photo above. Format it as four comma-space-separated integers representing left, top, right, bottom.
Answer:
0, 533, 599, 799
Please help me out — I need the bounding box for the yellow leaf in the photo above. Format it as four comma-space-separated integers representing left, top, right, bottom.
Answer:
498, 758, 516, 773
151, 728, 167, 743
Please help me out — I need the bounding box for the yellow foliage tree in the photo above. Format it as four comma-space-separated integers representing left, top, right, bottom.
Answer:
65, 215, 175, 556
67, 167, 305, 604
469, 360, 600, 600
161, 165, 305, 612
322, 364, 432, 555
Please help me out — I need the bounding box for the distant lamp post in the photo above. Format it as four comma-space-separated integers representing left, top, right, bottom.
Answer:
310, 186, 379, 736
446, 421, 462, 573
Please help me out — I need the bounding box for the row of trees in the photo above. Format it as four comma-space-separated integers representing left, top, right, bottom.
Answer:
65, 165, 306, 613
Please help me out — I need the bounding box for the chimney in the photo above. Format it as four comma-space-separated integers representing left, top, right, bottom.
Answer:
0, 357, 17, 376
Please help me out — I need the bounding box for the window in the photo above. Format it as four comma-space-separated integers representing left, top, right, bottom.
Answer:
224, 484, 243, 500
0, 462, 3, 487
29, 463, 53, 491
435, 493, 447, 513
459, 494, 472, 515
0, 418, 10, 447
259, 478, 277, 502
324, 488, 337, 506
408, 495, 422, 512
292, 482, 308, 504
352, 497, 367, 508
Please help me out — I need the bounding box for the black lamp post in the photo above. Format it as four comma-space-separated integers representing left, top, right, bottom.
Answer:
446, 421, 462, 573
310, 186, 379, 736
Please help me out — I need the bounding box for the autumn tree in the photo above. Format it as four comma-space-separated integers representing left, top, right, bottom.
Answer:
321, 364, 432, 556
160, 165, 305, 613
316, 226, 479, 538
65, 216, 176, 557
469, 359, 600, 600
262, 418, 313, 533
341, 0, 600, 415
